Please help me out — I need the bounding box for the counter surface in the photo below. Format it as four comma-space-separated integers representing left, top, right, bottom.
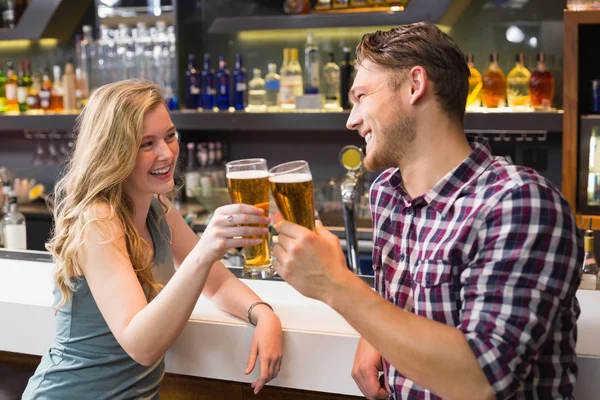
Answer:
1, 252, 599, 398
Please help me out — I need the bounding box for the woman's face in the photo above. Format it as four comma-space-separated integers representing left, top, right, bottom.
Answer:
124, 105, 179, 200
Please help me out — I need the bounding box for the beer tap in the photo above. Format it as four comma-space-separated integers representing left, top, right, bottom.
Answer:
339, 145, 364, 274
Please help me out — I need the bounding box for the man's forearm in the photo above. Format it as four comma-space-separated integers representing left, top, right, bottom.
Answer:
327, 272, 494, 400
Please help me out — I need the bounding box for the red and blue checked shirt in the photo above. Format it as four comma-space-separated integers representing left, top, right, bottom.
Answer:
370, 136, 582, 400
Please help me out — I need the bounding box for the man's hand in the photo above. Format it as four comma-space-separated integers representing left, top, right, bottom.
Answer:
272, 219, 352, 303
352, 337, 390, 400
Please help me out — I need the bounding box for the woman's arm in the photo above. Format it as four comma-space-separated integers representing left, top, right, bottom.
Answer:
79, 202, 267, 366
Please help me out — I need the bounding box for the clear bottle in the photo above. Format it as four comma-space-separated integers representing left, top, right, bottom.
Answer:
39, 67, 52, 111
2, 192, 26, 250
247, 68, 267, 112
304, 33, 320, 94
506, 53, 531, 109
322, 52, 341, 110
482, 53, 506, 108
279, 48, 293, 109
529, 52, 554, 110
62, 60, 77, 112
201, 53, 216, 110
281, 48, 303, 110
232, 53, 247, 111
466, 54, 482, 109
216, 56, 231, 110
340, 47, 353, 110
264, 63, 280, 111
580, 220, 600, 290
185, 142, 201, 201
16, 61, 28, 112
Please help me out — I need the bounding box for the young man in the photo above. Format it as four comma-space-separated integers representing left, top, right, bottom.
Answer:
272, 22, 582, 400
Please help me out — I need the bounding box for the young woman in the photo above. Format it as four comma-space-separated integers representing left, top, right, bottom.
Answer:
23, 80, 283, 399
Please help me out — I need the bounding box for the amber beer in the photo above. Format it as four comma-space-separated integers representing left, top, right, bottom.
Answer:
226, 170, 271, 270
269, 172, 315, 232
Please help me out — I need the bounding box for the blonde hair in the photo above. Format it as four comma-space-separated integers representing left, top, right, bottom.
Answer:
49, 79, 167, 310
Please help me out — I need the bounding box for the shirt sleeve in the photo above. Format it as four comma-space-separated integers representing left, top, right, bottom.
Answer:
459, 183, 582, 399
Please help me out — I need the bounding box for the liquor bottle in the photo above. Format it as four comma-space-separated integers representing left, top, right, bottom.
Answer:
283, 0, 310, 14
304, 33, 320, 94
481, 53, 506, 108
580, 220, 600, 290
287, 48, 303, 102
247, 68, 266, 112
62, 60, 77, 112
0, 61, 5, 112
26, 71, 41, 111
216, 56, 231, 110
232, 53, 247, 111
184, 142, 201, 201
5, 62, 18, 112
466, 54, 482, 108
16, 61, 27, 112
50, 65, 64, 112
2, 192, 26, 250
201, 53, 216, 110
279, 48, 294, 109
265, 63, 280, 111
315, 0, 332, 10
39, 67, 52, 111
76, 27, 92, 108
506, 53, 531, 109
340, 47, 353, 110
529, 52, 554, 110
323, 53, 341, 110
185, 53, 201, 110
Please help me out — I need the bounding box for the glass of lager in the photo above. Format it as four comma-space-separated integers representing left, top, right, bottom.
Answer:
226, 158, 273, 279
268, 160, 316, 232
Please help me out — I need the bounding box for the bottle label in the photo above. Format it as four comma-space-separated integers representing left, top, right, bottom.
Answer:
26, 95, 38, 107
279, 85, 294, 104
4, 224, 27, 250
236, 82, 247, 92
220, 85, 227, 95
190, 86, 200, 95
265, 80, 280, 90
579, 273, 598, 290
5, 84, 17, 101
17, 87, 28, 104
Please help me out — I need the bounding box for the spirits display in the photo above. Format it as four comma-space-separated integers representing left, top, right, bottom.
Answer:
529, 52, 554, 110
264, 63, 280, 110
322, 53, 341, 110
248, 68, 267, 112
506, 53, 531, 109
466, 54, 482, 108
482, 53, 506, 108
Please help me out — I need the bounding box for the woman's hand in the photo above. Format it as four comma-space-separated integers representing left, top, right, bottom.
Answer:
244, 308, 283, 394
193, 203, 270, 267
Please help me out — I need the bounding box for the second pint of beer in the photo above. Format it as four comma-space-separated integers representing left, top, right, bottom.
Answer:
226, 167, 272, 271
269, 161, 316, 231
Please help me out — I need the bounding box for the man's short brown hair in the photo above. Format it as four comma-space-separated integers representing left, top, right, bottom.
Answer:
356, 22, 469, 124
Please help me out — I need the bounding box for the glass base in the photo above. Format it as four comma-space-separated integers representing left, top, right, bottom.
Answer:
242, 264, 275, 279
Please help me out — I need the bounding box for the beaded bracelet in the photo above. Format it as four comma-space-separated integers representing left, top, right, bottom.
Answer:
247, 301, 274, 326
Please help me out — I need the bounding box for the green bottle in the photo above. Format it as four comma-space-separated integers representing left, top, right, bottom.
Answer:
0, 61, 6, 113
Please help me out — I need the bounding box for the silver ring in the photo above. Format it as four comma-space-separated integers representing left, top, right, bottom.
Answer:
226, 214, 234, 225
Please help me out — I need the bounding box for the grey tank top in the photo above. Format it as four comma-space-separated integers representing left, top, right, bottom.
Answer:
23, 198, 174, 400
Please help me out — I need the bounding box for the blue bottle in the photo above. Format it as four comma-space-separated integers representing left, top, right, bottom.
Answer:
232, 53, 247, 110
201, 53, 216, 110
216, 56, 230, 110
185, 53, 200, 110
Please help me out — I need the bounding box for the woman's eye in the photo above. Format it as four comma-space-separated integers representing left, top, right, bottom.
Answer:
165, 132, 177, 142
141, 141, 153, 148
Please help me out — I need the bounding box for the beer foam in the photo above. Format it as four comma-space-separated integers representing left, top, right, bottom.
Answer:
269, 173, 312, 183
226, 170, 269, 179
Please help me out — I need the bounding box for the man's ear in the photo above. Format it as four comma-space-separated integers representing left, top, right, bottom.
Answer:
407, 66, 427, 105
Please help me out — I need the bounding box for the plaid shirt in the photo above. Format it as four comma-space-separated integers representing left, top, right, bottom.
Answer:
370, 136, 582, 400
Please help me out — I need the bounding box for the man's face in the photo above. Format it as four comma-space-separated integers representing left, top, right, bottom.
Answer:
346, 59, 416, 172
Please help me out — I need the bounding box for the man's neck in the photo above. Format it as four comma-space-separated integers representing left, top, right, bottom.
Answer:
398, 117, 472, 199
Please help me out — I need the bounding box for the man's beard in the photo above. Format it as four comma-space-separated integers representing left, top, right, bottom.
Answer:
364, 114, 416, 172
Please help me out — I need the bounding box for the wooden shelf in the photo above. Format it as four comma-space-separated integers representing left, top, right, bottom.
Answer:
207, 0, 451, 33
0, 110, 564, 133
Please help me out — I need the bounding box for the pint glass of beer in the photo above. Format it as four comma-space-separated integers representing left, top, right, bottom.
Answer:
268, 160, 316, 231
226, 158, 272, 278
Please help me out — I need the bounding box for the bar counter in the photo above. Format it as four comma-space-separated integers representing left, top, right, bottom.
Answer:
1, 250, 599, 399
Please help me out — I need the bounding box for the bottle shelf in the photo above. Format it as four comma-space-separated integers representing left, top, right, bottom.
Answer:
0, 110, 564, 133
207, 0, 451, 33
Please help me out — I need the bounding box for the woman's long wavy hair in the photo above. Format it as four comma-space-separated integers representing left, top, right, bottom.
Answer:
49, 79, 167, 310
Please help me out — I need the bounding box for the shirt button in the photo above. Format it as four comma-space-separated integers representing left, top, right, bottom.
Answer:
415, 260, 420, 266
406, 208, 413, 215
399, 254, 405, 262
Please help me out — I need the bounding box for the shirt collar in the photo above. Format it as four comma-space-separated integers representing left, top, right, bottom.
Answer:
379, 136, 494, 215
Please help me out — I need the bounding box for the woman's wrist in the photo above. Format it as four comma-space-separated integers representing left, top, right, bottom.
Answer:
248, 302, 276, 325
